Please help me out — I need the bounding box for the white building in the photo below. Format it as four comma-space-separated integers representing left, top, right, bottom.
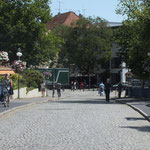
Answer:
94, 22, 129, 84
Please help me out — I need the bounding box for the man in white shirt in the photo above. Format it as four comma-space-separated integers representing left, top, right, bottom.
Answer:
40, 81, 46, 97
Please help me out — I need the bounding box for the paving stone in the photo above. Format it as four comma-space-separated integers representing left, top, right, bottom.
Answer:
0, 90, 150, 150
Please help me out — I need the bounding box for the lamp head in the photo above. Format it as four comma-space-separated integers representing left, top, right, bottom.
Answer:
147, 52, 150, 57
16, 51, 22, 57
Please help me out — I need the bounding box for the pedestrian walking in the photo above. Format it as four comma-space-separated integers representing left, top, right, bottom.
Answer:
84, 80, 87, 91
71, 81, 74, 91
52, 83, 55, 97
117, 82, 123, 98
62, 84, 65, 91
104, 79, 111, 102
56, 83, 61, 98
74, 81, 77, 90
76, 81, 79, 90
99, 81, 105, 96
40, 81, 46, 97
80, 81, 84, 91
2, 73, 13, 107
124, 85, 129, 97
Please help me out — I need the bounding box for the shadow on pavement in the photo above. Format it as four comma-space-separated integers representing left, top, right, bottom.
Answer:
116, 97, 150, 103
0, 102, 29, 113
120, 126, 150, 132
40, 108, 71, 111
53, 99, 119, 105
125, 117, 146, 121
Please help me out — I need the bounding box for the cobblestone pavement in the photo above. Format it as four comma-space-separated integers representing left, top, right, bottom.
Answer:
0, 90, 150, 150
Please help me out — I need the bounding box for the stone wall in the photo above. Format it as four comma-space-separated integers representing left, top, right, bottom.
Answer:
12, 88, 42, 99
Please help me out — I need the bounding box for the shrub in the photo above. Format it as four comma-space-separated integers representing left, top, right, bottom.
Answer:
10, 73, 18, 81
22, 70, 44, 89
9, 73, 26, 90
0, 76, 4, 83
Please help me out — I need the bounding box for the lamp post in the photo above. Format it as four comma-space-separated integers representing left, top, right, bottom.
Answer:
16, 48, 22, 99
88, 72, 91, 90
147, 52, 150, 88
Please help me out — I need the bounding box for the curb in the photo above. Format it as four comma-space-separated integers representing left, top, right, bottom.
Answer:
115, 99, 150, 122
0, 98, 53, 118
126, 103, 150, 122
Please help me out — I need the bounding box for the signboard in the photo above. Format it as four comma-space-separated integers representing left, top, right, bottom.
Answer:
38, 68, 69, 85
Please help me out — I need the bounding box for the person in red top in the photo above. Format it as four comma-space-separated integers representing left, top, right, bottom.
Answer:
80, 81, 84, 90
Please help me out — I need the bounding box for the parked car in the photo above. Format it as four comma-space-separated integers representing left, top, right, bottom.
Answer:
112, 81, 130, 91
122, 81, 130, 87
112, 84, 118, 91
131, 79, 141, 87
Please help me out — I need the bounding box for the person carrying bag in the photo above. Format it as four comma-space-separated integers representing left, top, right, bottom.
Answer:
9, 86, 14, 95
2, 74, 13, 107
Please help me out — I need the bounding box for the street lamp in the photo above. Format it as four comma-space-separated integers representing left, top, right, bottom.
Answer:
147, 52, 150, 57
16, 48, 22, 98
147, 52, 150, 87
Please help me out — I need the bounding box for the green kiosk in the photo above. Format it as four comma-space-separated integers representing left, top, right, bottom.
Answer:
38, 68, 69, 88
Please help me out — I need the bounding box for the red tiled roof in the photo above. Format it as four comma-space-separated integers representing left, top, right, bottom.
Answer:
47, 11, 80, 30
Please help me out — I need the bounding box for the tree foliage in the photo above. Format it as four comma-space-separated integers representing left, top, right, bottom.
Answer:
0, 0, 62, 66
54, 17, 112, 74
22, 69, 44, 88
114, 0, 150, 79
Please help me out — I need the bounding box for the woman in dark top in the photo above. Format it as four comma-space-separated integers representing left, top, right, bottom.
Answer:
104, 79, 111, 102
2, 74, 12, 107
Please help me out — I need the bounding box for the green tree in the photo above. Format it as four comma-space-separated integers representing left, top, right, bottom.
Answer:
22, 69, 44, 88
54, 17, 112, 74
0, 0, 62, 66
49, 25, 68, 67
115, 0, 150, 79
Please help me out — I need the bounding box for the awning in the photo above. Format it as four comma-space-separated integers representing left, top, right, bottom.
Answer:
0, 70, 15, 75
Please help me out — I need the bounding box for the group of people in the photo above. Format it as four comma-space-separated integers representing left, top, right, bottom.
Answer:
40, 82, 62, 98
98, 79, 124, 102
1, 73, 63, 107
1, 73, 125, 107
71, 80, 87, 91
98, 79, 112, 102
52, 83, 61, 98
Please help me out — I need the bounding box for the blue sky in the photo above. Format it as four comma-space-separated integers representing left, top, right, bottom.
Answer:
50, 0, 125, 22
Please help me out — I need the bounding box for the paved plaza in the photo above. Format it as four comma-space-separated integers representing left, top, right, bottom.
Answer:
0, 90, 150, 150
